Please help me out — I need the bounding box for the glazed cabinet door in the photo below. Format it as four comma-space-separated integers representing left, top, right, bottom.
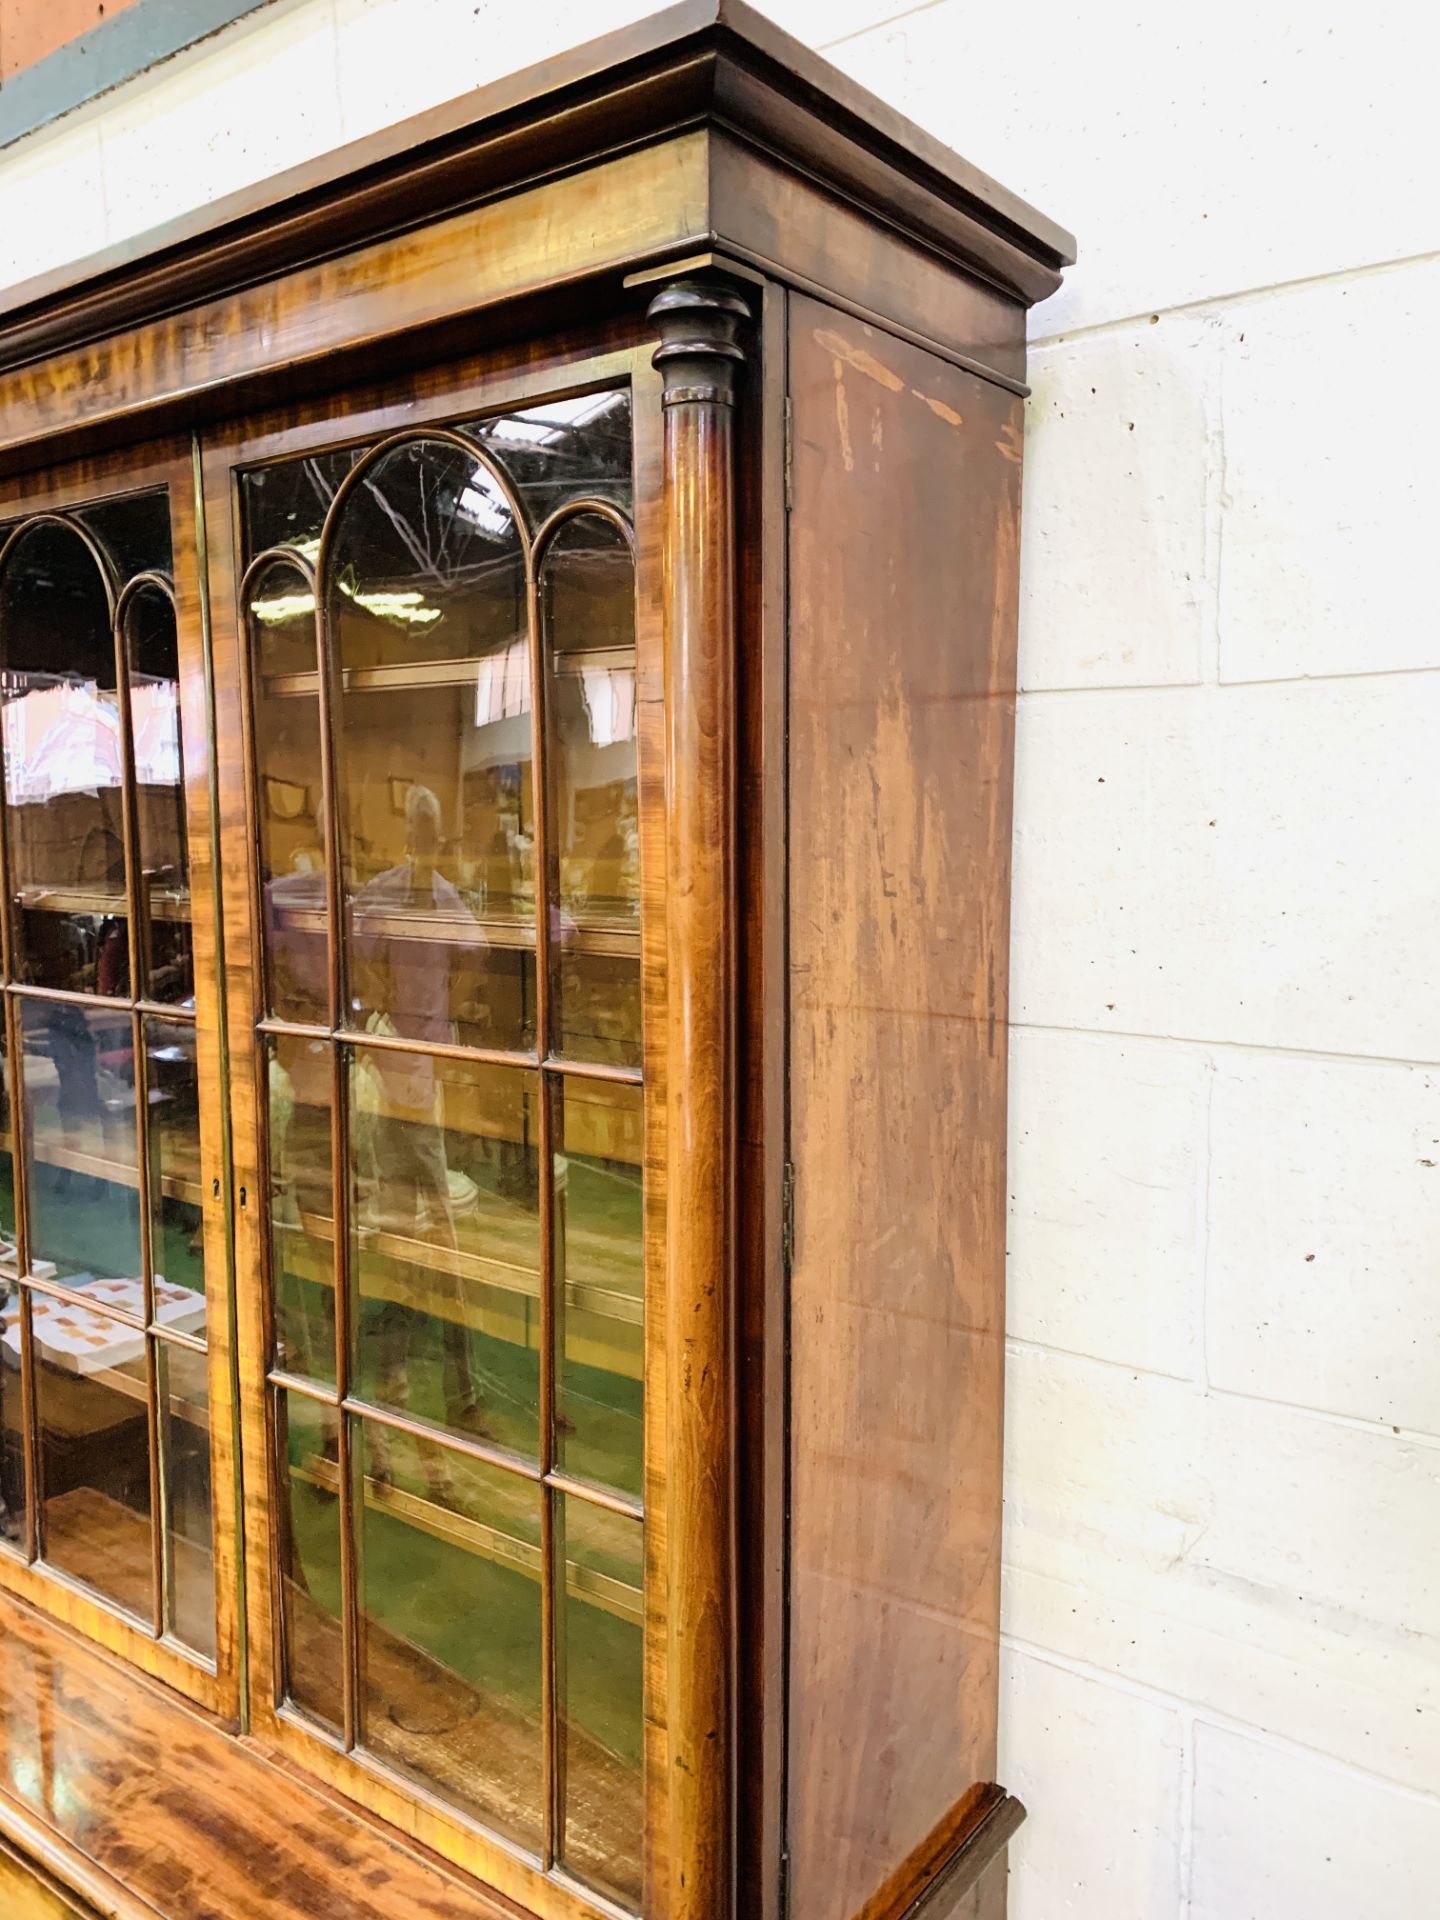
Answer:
202, 339, 670, 1920
0, 440, 239, 1715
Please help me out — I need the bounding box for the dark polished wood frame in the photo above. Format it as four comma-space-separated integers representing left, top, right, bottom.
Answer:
0, 5, 1071, 1919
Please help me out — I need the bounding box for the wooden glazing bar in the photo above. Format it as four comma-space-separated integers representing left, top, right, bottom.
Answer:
0, 579, 37, 1567
524, 437, 561, 1873
333, 1392, 542, 1484
330, 1044, 359, 1750
21, 1270, 145, 1330
114, 569, 180, 1003
128, 1002, 166, 1636
544, 1470, 644, 1523
142, 1331, 164, 1637
4, 982, 195, 1021
647, 276, 749, 1920
544, 1055, 644, 1087
187, 434, 247, 1722
131, 1008, 156, 1330
253, 1017, 333, 1044
1, 993, 39, 1567
295, 488, 362, 1750
335, 1025, 539, 1073
0, 516, 124, 1577
150, 1321, 206, 1359
126, 650, 169, 1640
266, 1367, 341, 1407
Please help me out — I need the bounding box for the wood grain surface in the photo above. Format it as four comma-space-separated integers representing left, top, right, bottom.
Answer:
785, 295, 1024, 1920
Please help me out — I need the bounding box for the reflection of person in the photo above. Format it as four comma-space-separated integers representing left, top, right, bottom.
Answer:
264, 852, 328, 1025
268, 1041, 337, 1407
351, 787, 492, 1484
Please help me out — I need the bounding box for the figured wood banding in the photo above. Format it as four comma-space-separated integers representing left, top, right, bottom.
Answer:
647, 275, 748, 1920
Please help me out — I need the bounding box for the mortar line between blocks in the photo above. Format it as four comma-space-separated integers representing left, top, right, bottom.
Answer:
1196, 1052, 1216, 1391
1028, 244, 1440, 349
1015, 663, 1440, 697
1178, 1703, 1198, 1919
997, 1635, 1440, 1809
1010, 1020, 1440, 1074
1003, 1333, 1440, 1448
816, 0, 949, 54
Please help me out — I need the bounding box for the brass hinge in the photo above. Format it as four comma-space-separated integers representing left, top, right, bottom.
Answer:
783, 394, 794, 512
781, 1160, 796, 1272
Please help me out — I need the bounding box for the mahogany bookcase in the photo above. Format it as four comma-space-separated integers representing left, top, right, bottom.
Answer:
0, 6, 1072, 1919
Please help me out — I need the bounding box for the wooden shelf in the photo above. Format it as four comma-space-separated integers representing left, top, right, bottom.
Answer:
281, 1209, 641, 1330
16, 889, 191, 923
297, 1453, 641, 1625
0, 1127, 204, 1210
264, 644, 634, 700
270, 900, 639, 958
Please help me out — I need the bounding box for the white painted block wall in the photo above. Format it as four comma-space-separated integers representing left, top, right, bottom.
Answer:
2, 1, 1437, 1912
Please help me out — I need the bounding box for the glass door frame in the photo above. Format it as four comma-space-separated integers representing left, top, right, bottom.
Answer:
0, 435, 241, 1720
201, 327, 669, 1920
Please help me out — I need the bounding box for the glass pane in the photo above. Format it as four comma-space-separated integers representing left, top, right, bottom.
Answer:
144, 1018, 206, 1335
554, 1079, 642, 1498
157, 1337, 214, 1658
241, 448, 359, 561
22, 999, 143, 1302
248, 559, 330, 1026
558, 1496, 644, 1909
76, 492, 172, 589
36, 1326, 150, 1619
358, 1424, 543, 1847
0, 1035, 23, 1550
265, 1034, 336, 1386
471, 389, 632, 525
276, 1387, 343, 1730
0, 520, 128, 995
351, 1049, 539, 1461
328, 439, 535, 1053
541, 516, 640, 1068
124, 582, 192, 1006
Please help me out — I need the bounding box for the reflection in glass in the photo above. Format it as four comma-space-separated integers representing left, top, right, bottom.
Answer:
471, 389, 633, 526
328, 439, 535, 1053
241, 448, 358, 560
76, 492, 173, 590
359, 1425, 543, 1847
0, 1036, 24, 1549
0, 519, 128, 995
124, 582, 192, 1004
157, 1338, 214, 1658
248, 560, 329, 1026
350, 1050, 539, 1464
36, 1336, 150, 1618
541, 515, 640, 1067
558, 1496, 644, 1909
553, 1078, 642, 1498
22, 999, 143, 1299
277, 1388, 342, 1730
265, 1034, 336, 1386
144, 1018, 206, 1329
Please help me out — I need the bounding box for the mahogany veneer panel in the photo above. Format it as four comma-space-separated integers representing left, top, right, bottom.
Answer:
786, 296, 1022, 1920
0, 1588, 520, 1920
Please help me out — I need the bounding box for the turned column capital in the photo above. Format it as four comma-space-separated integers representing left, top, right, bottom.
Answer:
647, 278, 751, 408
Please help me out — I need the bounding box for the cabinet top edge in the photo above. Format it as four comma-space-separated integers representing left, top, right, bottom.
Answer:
0, 0, 1074, 372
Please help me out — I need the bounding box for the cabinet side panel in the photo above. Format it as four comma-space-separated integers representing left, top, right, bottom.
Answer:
785, 294, 1022, 1920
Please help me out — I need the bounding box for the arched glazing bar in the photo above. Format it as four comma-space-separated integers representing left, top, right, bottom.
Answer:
0, 502, 212, 1663
241, 411, 645, 1900
0, 512, 122, 1574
